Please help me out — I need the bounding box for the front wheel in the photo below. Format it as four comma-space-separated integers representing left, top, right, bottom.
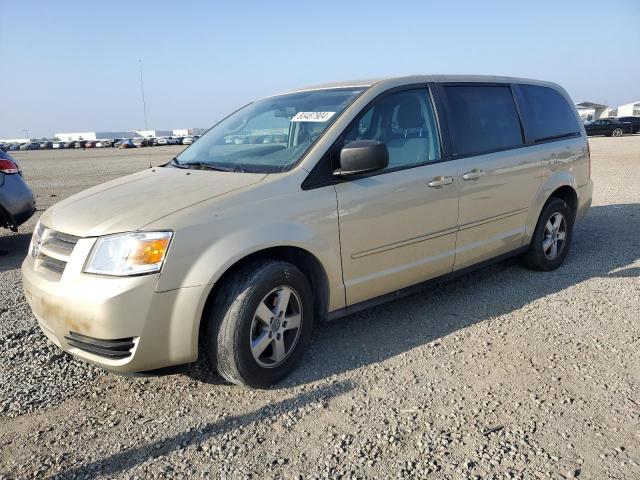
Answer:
520, 197, 574, 271
206, 260, 314, 388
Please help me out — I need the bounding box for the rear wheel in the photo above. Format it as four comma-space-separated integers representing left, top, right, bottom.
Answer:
520, 197, 573, 271
206, 260, 314, 388
612, 127, 623, 137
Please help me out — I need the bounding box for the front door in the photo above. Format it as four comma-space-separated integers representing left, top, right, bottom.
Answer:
334, 88, 460, 306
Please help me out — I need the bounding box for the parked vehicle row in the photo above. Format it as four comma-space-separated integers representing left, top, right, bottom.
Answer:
224, 133, 289, 145
0, 135, 200, 152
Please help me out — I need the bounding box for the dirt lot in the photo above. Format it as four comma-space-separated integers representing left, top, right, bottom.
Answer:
1, 138, 639, 479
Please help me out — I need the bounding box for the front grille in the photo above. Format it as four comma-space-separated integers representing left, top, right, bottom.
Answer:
64, 332, 136, 360
44, 230, 78, 253
36, 228, 79, 276
39, 256, 66, 274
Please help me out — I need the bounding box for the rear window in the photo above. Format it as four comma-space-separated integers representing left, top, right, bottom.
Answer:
518, 85, 580, 142
442, 85, 523, 156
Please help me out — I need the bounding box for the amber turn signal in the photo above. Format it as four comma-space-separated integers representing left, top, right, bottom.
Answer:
130, 238, 170, 265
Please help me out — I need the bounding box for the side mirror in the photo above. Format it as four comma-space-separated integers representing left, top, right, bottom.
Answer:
336, 140, 389, 176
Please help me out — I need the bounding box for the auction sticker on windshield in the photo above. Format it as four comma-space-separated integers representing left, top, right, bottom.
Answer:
291, 111, 335, 122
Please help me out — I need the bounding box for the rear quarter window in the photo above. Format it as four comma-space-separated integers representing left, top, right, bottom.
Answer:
441, 85, 524, 156
518, 84, 580, 142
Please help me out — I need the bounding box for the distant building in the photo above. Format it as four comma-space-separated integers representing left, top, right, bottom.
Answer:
53, 131, 138, 141
137, 130, 173, 138
616, 100, 640, 117
575, 102, 608, 122
575, 99, 640, 122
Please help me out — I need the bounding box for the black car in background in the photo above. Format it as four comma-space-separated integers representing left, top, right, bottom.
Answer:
616, 116, 640, 134
584, 118, 632, 137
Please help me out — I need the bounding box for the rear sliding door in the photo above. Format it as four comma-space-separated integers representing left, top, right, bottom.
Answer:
438, 84, 543, 269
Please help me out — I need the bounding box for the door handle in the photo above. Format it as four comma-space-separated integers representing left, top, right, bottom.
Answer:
428, 176, 454, 188
462, 169, 486, 181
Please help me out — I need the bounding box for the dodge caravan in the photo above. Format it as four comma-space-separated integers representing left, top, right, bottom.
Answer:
22, 75, 593, 387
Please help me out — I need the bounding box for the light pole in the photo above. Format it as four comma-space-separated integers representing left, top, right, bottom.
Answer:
139, 59, 149, 135
22, 129, 29, 141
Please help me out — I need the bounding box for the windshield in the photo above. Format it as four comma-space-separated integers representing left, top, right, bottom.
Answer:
174, 87, 364, 173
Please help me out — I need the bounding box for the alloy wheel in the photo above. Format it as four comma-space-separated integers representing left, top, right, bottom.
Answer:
542, 212, 567, 260
249, 286, 303, 368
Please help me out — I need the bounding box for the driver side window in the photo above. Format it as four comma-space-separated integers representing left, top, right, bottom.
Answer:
343, 89, 441, 170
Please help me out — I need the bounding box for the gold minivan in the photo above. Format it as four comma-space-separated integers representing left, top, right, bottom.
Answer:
22, 75, 593, 387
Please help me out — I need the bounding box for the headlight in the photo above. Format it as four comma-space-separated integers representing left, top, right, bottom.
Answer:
84, 231, 173, 276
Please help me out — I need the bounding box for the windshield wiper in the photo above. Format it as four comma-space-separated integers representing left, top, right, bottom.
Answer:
167, 157, 190, 169
189, 162, 237, 172
173, 160, 240, 172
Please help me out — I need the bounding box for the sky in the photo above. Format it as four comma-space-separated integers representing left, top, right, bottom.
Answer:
1, 0, 639, 139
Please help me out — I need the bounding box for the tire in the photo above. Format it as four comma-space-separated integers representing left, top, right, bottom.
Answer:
612, 128, 623, 137
206, 260, 314, 388
520, 197, 574, 271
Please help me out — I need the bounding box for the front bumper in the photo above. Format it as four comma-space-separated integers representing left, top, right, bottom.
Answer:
21, 252, 208, 373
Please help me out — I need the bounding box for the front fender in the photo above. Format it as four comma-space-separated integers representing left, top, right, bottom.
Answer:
181, 222, 333, 288
152, 173, 344, 313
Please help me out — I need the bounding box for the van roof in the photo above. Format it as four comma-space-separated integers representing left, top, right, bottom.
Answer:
282, 75, 560, 94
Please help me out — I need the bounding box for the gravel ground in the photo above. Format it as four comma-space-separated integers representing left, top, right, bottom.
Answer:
1, 139, 639, 479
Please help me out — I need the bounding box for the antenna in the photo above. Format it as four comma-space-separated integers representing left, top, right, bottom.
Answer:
139, 59, 149, 135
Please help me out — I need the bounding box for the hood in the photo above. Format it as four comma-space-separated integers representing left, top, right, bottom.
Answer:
41, 167, 266, 237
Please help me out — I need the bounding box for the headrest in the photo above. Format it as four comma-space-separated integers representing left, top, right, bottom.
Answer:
396, 97, 423, 129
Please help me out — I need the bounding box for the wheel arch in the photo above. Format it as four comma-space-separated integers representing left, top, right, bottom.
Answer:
197, 245, 331, 354
524, 173, 578, 246
548, 185, 578, 220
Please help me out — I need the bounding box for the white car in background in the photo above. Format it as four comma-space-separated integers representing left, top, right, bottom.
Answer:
157, 137, 181, 146
52, 141, 64, 149
182, 135, 200, 145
